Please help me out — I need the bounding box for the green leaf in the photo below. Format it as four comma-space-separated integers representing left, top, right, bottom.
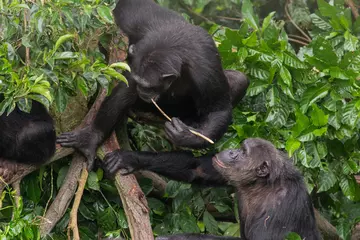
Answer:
285, 138, 301, 157
318, 170, 337, 192
285, 232, 302, 240
30, 85, 52, 102
12, 3, 30, 9
283, 52, 308, 69
310, 104, 328, 126
57, 166, 69, 189
313, 38, 338, 66
279, 66, 292, 86
317, 0, 338, 17
102, 68, 128, 85
339, 176, 360, 201
53, 52, 79, 59
179, 212, 200, 233
246, 80, 269, 96
87, 172, 100, 191
98, 207, 117, 231
203, 211, 218, 234
148, 198, 166, 216
242, 31, 257, 47
311, 14, 332, 30
261, 11, 276, 33
54, 34, 75, 52
109, 62, 131, 72
342, 102, 359, 127
300, 84, 330, 113
344, 31, 359, 51
265, 106, 289, 127
79, 202, 96, 221
97, 6, 114, 24
241, 0, 258, 30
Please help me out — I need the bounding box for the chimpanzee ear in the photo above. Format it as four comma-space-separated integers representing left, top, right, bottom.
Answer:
128, 44, 136, 56
256, 161, 269, 178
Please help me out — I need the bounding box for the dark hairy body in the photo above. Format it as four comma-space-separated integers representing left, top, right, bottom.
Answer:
103, 138, 321, 240
0, 95, 56, 165
57, 0, 249, 168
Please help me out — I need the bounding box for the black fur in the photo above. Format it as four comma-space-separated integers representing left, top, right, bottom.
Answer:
57, 0, 249, 168
0, 96, 56, 165
103, 138, 321, 240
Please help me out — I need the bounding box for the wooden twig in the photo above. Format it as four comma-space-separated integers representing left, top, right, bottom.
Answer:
285, 0, 311, 42
67, 166, 88, 240
288, 37, 309, 46
346, 0, 359, 19
151, 98, 214, 144
288, 34, 310, 43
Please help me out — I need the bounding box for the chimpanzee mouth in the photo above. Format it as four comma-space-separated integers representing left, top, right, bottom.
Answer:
213, 155, 229, 169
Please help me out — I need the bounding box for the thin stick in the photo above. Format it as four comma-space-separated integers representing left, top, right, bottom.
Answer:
151, 99, 214, 144
285, 0, 311, 42
67, 167, 88, 240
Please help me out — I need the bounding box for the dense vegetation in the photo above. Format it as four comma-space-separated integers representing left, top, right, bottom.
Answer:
0, 0, 359, 239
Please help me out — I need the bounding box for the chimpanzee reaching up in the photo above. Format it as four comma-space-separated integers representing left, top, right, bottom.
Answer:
57, 0, 249, 168
103, 138, 321, 240
0, 95, 56, 165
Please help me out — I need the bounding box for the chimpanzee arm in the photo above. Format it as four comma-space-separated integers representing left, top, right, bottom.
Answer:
103, 150, 227, 186
57, 73, 138, 168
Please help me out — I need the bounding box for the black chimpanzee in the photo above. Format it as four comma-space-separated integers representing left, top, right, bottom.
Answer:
57, 0, 249, 168
0, 95, 56, 165
102, 138, 321, 240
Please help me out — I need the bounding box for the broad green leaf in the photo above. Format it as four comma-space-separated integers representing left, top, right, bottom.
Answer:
285, 232, 302, 240
261, 11, 276, 33
109, 62, 131, 72
344, 31, 359, 52
342, 102, 359, 127
97, 6, 114, 24
53, 52, 79, 59
317, 0, 338, 17
310, 104, 328, 126
279, 66, 292, 86
30, 86, 52, 102
265, 106, 289, 127
203, 211, 218, 234
148, 198, 166, 216
285, 138, 301, 157
241, 0, 258, 30
313, 38, 338, 66
246, 80, 269, 96
87, 171, 100, 191
283, 52, 308, 69
79, 202, 96, 221
57, 166, 69, 189
242, 31, 258, 47
102, 68, 128, 85
300, 84, 330, 113
318, 170, 337, 192
339, 176, 360, 201
311, 14, 332, 30
54, 34, 75, 52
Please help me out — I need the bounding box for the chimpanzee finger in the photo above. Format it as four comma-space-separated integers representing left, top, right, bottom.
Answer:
165, 121, 178, 135
171, 117, 185, 132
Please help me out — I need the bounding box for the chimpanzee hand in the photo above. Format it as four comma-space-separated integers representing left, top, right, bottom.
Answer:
164, 117, 205, 148
102, 150, 138, 178
57, 126, 103, 170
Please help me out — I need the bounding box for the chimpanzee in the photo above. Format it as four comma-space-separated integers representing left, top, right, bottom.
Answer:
102, 138, 321, 240
57, 0, 249, 168
0, 95, 56, 165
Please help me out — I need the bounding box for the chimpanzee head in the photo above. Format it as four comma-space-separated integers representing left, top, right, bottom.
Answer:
212, 138, 284, 186
128, 44, 181, 103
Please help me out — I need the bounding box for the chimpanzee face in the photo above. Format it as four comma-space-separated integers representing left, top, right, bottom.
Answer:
128, 44, 180, 103
212, 138, 277, 185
